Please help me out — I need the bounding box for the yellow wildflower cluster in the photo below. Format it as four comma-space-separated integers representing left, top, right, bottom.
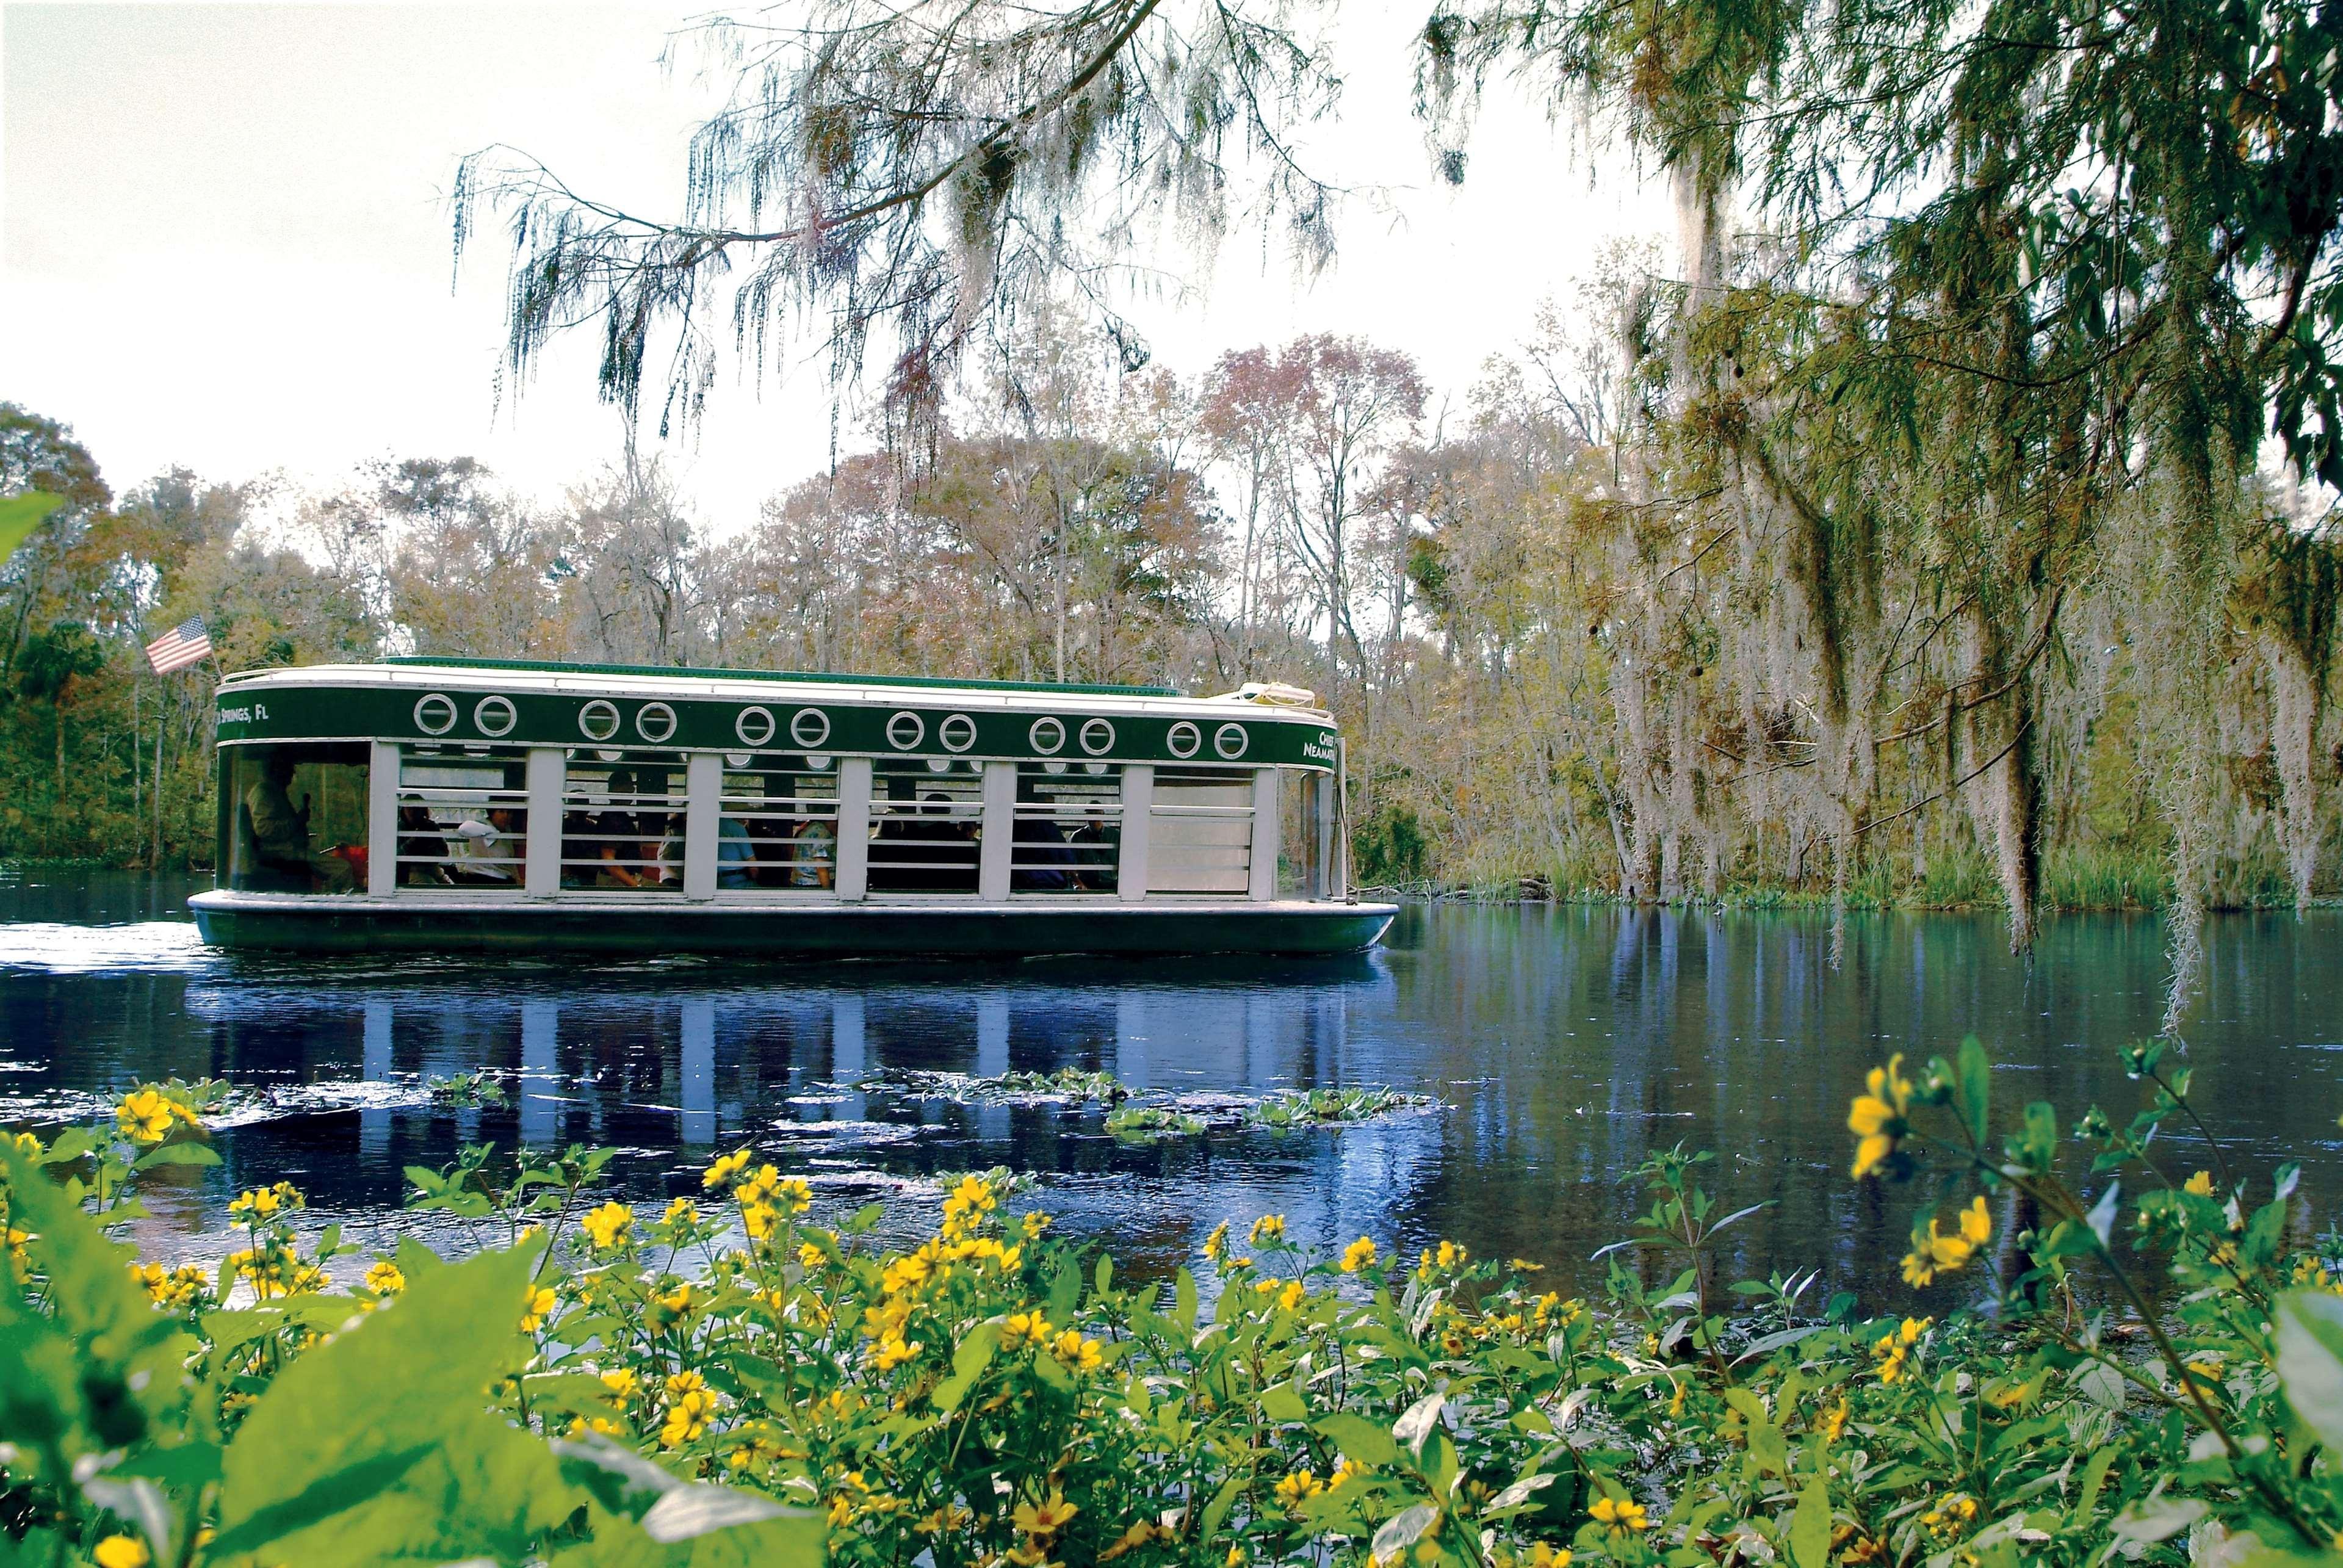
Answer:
660, 1370, 720, 1448
1340, 1235, 1378, 1273
227, 1181, 303, 1221
1590, 1496, 1649, 1535
1872, 1316, 1931, 1384
132, 1260, 211, 1310
1921, 1494, 1979, 1541
1416, 1239, 1468, 1279
1250, 1213, 1286, 1246
521, 1284, 558, 1332
1274, 1469, 1325, 1506
224, 1244, 325, 1301
114, 1088, 196, 1146
364, 1260, 407, 1295
1847, 1055, 1913, 1179
580, 1201, 634, 1251
1900, 1195, 1992, 1286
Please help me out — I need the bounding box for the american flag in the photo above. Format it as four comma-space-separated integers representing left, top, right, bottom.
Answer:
145, 617, 212, 676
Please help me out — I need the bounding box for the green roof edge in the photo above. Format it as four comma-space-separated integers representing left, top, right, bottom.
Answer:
380, 655, 1182, 699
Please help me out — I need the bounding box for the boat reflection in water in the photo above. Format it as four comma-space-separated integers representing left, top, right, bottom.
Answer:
173, 953, 1426, 1278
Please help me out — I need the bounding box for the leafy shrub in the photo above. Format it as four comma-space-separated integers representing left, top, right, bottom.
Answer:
3, 1039, 2341, 1568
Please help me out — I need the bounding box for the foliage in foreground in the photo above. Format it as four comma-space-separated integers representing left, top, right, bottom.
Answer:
4, 1044, 2343, 1568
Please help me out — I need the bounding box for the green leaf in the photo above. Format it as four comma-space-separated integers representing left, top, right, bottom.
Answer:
933, 1321, 1002, 1414
1789, 1478, 1831, 1568
2272, 1290, 2343, 1451
2072, 1446, 2117, 1522
1955, 1038, 1991, 1146
1045, 1255, 1082, 1323
1746, 1419, 1790, 1479
211, 1242, 577, 1563
132, 1142, 221, 1172
0, 493, 65, 564
1315, 1412, 1404, 1470
1172, 1268, 1198, 1333
1257, 1380, 1310, 1424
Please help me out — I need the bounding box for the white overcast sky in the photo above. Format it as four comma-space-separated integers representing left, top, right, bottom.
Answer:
3, 1, 1677, 532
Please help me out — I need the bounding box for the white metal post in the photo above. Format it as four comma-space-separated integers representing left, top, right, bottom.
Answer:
1249, 768, 1280, 901
524, 748, 565, 897
1314, 774, 1334, 900
835, 757, 872, 900
979, 761, 1016, 900
1117, 764, 1152, 901
683, 751, 721, 900
366, 740, 399, 897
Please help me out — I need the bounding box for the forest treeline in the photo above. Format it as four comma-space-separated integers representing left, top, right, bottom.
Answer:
2, 294, 2338, 911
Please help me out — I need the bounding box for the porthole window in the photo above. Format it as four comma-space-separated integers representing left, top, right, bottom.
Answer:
805, 754, 834, 771
725, 752, 754, 768
1028, 716, 1066, 754
578, 699, 621, 742
635, 701, 677, 743
1078, 717, 1115, 756
473, 695, 516, 737
1213, 722, 1249, 760
1166, 720, 1202, 759
886, 711, 925, 750
413, 693, 457, 735
789, 708, 831, 748
938, 713, 978, 753
736, 706, 777, 747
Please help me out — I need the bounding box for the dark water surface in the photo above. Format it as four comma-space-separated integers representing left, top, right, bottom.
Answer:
3, 867, 2338, 1304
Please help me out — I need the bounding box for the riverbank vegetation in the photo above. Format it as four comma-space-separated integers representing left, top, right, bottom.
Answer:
4, 1040, 2341, 1566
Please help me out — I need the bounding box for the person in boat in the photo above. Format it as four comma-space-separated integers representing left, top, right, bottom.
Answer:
450, 806, 525, 885
564, 768, 649, 888
397, 798, 450, 886
652, 811, 759, 889
788, 814, 834, 890
244, 753, 354, 892
1010, 776, 1077, 891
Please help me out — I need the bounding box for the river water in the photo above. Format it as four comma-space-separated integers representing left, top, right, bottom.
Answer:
2, 868, 2336, 1305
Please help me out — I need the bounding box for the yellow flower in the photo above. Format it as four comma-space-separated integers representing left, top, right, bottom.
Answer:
944, 1174, 998, 1219
1340, 1236, 1379, 1273
115, 1089, 177, 1146
1277, 1279, 1305, 1313
1820, 1395, 1849, 1442
1050, 1328, 1104, 1373
2184, 1170, 2215, 1197
872, 1334, 920, 1371
1328, 1456, 1363, 1490
655, 1281, 700, 1317
882, 1253, 933, 1295
660, 1386, 717, 1447
774, 1175, 814, 1215
704, 1147, 752, 1189
10, 1130, 40, 1158
1529, 1548, 1572, 1568
1847, 1055, 1913, 1179
662, 1196, 700, 1226
601, 1366, 641, 1400
1002, 1310, 1053, 1350
521, 1285, 558, 1332
580, 1201, 634, 1251
1901, 1195, 1993, 1286
1204, 1221, 1230, 1262
93, 1536, 151, 1568
1020, 1212, 1051, 1240
1274, 1470, 1325, 1506
742, 1201, 782, 1241
798, 1240, 830, 1270
1250, 1214, 1286, 1246
1013, 1490, 1078, 1537
1590, 1495, 1649, 1533
364, 1260, 406, 1296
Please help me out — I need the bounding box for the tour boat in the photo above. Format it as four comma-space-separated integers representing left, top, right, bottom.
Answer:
189, 658, 1396, 956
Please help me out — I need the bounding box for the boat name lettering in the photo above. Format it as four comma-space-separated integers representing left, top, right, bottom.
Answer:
216, 704, 263, 724
1302, 732, 1337, 763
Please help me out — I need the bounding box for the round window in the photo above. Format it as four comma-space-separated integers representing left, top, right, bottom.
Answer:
886, 711, 925, 750
938, 713, 978, 753
736, 706, 777, 747
473, 695, 516, 737
1078, 717, 1115, 756
578, 699, 621, 742
636, 702, 677, 743
1213, 722, 1249, 760
790, 708, 831, 748
1028, 716, 1066, 754
1166, 720, 1202, 759
413, 693, 458, 735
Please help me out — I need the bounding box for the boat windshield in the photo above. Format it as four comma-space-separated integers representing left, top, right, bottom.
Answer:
221, 742, 370, 894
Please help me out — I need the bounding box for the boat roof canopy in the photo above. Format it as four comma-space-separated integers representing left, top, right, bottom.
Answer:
214, 660, 1343, 772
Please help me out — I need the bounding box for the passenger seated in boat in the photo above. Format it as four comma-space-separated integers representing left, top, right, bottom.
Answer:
244, 754, 355, 892
1011, 777, 1076, 891
787, 816, 834, 890
450, 806, 524, 885
870, 792, 976, 892
397, 800, 451, 886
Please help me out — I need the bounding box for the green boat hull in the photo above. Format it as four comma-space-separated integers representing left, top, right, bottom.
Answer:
187, 892, 1395, 958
